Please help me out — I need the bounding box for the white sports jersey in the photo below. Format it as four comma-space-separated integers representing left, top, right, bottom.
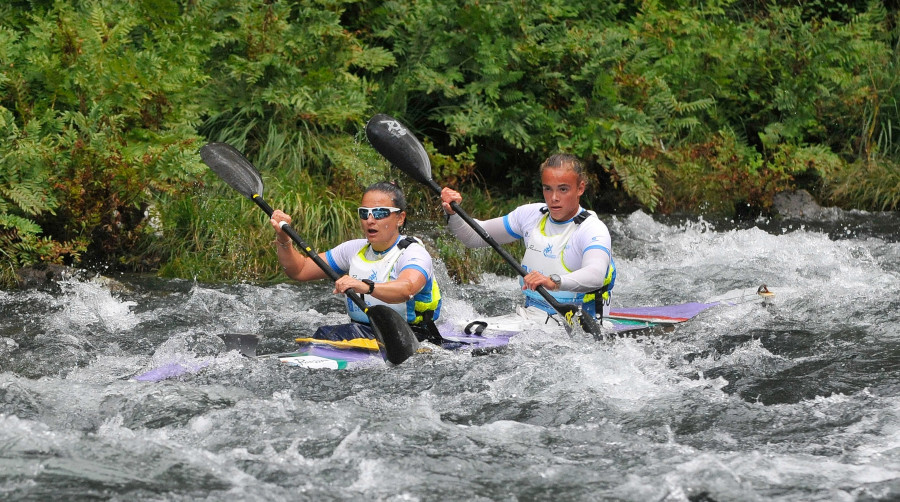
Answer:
503, 203, 612, 273
325, 236, 439, 323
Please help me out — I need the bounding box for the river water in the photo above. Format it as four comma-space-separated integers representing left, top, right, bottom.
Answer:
1, 209, 899, 501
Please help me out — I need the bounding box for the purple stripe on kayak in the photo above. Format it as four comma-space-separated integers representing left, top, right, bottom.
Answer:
608, 302, 720, 323
438, 323, 515, 348
132, 360, 211, 382
297, 345, 377, 362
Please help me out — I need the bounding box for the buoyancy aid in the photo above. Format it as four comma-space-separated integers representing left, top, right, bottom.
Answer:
345, 236, 442, 325
519, 209, 615, 318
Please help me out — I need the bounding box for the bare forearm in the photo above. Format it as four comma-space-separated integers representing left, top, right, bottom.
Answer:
367, 279, 420, 304
275, 241, 326, 281
335, 270, 425, 304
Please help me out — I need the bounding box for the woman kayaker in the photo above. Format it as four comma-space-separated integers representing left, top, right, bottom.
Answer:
440, 154, 615, 322
270, 181, 442, 342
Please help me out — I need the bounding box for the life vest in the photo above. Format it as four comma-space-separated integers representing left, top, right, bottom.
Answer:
519, 208, 615, 318
345, 236, 442, 325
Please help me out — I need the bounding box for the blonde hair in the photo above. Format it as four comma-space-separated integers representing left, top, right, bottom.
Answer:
539, 154, 586, 184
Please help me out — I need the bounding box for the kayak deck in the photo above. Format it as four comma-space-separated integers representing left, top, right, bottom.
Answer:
132, 285, 774, 380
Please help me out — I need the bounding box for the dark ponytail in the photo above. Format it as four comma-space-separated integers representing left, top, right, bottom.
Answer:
364, 181, 408, 231
364, 180, 407, 211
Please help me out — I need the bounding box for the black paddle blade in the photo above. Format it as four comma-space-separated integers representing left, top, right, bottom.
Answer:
365, 114, 432, 185
579, 314, 605, 341
365, 305, 419, 365
556, 304, 605, 339
199, 142, 264, 200
219, 333, 260, 358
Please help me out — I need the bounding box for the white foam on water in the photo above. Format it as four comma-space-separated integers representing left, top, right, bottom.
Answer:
2, 209, 899, 500
48, 276, 139, 334
182, 282, 262, 334
727, 450, 900, 498
0, 337, 19, 356
65, 353, 147, 383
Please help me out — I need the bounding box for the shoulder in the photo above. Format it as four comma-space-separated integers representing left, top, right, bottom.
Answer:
577, 212, 609, 233
325, 238, 367, 273
397, 237, 433, 277
329, 239, 367, 258
573, 213, 611, 247
399, 237, 433, 261
507, 202, 546, 226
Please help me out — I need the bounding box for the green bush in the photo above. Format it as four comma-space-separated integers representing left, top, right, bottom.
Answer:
360, 0, 900, 213
3, 0, 900, 288
1, 1, 208, 286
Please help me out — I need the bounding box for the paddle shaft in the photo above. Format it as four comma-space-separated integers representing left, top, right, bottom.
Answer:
251, 194, 370, 313
420, 178, 577, 318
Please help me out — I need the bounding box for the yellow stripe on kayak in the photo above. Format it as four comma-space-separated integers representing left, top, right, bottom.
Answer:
294, 337, 380, 351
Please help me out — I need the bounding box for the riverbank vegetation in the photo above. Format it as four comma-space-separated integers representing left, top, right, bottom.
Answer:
2, 0, 899, 286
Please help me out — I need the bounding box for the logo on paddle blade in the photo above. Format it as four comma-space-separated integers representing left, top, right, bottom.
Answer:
379, 120, 408, 138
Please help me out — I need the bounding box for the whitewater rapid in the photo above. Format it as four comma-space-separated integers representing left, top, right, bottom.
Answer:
1, 209, 899, 501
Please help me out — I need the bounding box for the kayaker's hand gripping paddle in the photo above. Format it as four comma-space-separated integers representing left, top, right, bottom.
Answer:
364, 114, 604, 338
199, 142, 419, 364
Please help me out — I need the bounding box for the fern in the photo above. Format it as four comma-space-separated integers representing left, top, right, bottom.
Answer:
0, 213, 42, 236
609, 154, 661, 211
1, 182, 50, 216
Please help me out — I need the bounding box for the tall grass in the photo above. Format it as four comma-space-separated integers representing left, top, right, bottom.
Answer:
828, 160, 900, 211
151, 169, 359, 283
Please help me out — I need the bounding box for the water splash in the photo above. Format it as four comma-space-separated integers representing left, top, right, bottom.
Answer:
2, 209, 900, 500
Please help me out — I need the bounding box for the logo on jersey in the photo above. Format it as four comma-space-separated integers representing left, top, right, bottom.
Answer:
542, 243, 556, 258
380, 119, 408, 138
368, 271, 377, 281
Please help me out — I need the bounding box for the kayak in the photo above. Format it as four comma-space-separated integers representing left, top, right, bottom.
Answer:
131, 324, 520, 380
131, 285, 774, 381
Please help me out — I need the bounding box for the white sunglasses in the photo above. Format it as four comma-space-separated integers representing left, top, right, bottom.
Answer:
357, 206, 402, 220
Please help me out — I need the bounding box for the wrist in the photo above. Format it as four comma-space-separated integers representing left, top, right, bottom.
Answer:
361, 279, 376, 294
273, 239, 291, 249
548, 274, 562, 291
